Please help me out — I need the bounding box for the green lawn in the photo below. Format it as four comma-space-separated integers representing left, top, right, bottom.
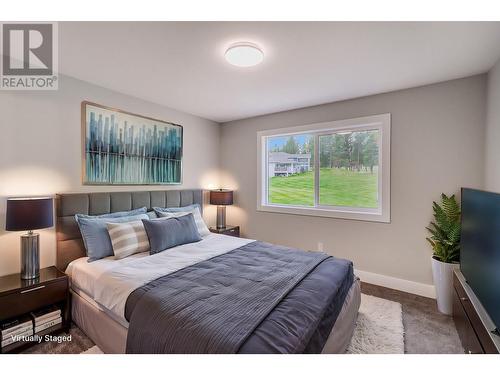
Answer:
269, 168, 378, 208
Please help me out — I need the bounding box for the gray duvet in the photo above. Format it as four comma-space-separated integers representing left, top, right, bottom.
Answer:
125, 241, 353, 354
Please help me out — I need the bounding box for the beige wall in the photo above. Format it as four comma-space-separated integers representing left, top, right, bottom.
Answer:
0, 75, 221, 277
220, 75, 486, 287
485, 59, 500, 192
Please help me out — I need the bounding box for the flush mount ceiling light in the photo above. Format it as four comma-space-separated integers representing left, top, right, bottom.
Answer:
224, 43, 264, 67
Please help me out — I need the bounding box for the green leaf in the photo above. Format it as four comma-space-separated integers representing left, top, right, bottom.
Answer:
442, 194, 460, 221
426, 193, 461, 263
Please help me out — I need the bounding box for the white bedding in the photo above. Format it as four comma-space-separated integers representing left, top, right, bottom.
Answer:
67, 233, 254, 323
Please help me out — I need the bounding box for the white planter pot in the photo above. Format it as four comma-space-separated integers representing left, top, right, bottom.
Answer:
431, 257, 459, 315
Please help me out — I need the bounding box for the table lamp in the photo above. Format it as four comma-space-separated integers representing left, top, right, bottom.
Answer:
5, 197, 54, 280
209, 189, 233, 229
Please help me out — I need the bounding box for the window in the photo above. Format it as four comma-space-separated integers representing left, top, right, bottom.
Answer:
257, 114, 390, 222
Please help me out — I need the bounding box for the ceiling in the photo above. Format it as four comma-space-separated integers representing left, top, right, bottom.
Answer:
59, 22, 500, 123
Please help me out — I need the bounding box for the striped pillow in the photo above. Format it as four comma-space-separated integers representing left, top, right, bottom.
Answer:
106, 220, 150, 259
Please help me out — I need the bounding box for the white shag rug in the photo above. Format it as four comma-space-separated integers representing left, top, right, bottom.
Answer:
347, 293, 404, 354
81, 293, 404, 355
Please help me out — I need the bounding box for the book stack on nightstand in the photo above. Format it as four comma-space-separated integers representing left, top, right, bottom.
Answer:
1, 315, 33, 349
32, 306, 62, 334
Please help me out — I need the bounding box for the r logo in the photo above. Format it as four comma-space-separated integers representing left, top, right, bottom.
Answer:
2, 23, 53, 76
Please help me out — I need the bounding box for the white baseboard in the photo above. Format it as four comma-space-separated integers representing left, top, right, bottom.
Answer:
354, 268, 436, 299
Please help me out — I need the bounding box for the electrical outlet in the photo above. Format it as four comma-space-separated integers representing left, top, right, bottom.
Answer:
317, 242, 324, 252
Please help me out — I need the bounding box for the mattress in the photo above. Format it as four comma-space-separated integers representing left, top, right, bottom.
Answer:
70, 284, 130, 328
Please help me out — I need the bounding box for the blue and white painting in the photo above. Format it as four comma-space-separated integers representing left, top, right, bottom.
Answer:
83, 102, 182, 185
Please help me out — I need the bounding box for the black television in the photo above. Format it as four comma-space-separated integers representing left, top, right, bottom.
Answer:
461, 188, 500, 333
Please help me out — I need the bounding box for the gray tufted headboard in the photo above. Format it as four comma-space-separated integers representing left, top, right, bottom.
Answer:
55, 189, 204, 271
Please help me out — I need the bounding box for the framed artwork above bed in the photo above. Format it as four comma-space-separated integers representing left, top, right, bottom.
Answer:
82, 101, 183, 185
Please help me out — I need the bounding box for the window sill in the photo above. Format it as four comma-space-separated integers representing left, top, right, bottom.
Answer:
257, 204, 390, 223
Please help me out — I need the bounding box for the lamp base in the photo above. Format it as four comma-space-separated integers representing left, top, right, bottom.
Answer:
20, 232, 40, 280
216, 206, 226, 230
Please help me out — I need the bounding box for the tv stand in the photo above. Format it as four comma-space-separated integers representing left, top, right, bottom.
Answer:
452, 270, 500, 353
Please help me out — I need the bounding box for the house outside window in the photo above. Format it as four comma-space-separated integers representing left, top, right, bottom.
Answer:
257, 114, 391, 222
268, 153, 312, 177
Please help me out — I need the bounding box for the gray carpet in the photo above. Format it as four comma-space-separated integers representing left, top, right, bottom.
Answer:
22, 283, 464, 354
361, 283, 464, 354
21, 325, 94, 354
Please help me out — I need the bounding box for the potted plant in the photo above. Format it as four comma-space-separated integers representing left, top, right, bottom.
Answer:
426, 193, 461, 315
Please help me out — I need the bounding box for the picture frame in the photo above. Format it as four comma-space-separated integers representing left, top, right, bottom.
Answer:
81, 101, 183, 185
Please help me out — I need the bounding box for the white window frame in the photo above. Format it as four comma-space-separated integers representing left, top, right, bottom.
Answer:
257, 113, 391, 223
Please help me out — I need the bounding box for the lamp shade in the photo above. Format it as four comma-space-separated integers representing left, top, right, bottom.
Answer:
210, 190, 233, 206
5, 197, 54, 231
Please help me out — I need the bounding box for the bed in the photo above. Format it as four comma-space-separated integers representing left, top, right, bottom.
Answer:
56, 189, 360, 354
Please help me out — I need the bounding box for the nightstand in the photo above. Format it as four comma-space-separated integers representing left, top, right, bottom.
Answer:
209, 225, 240, 237
0, 266, 70, 354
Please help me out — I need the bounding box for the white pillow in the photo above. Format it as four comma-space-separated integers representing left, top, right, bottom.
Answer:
156, 206, 210, 237
107, 220, 150, 259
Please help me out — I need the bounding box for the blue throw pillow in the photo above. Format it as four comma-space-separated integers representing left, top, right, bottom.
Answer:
76, 213, 149, 262
142, 213, 202, 255
75, 206, 147, 222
